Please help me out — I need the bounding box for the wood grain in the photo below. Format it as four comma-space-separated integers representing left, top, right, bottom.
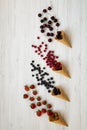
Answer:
0, 0, 87, 130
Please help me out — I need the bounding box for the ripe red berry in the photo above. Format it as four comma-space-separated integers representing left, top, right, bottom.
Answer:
47, 104, 52, 108
42, 100, 47, 105
30, 85, 35, 89
30, 103, 36, 109
29, 97, 35, 101
41, 108, 47, 114
23, 94, 28, 99
47, 110, 53, 116
33, 90, 38, 95
24, 85, 30, 91
36, 110, 42, 117
37, 96, 41, 101
37, 102, 41, 107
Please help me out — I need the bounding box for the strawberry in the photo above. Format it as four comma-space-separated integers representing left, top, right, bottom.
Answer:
37, 96, 41, 101
41, 108, 47, 114
24, 85, 30, 91
30, 103, 36, 109
33, 90, 38, 95
47, 110, 53, 116
30, 85, 35, 89
29, 97, 35, 101
37, 102, 41, 107
47, 104, 52, 109
42, 100, 47, 105
36, 110, 42, 117
23, 94, 28, 99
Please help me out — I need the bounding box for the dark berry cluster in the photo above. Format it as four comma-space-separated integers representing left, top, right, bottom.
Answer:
53, 87, 61, 95
30, 60, 55, 93
56, 31, 63, 40
38, 6, 60, 43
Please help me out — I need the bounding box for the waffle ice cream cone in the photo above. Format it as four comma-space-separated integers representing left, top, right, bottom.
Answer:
55, 30, 71, 48
51, 86, 70, 102
49, 112, 68, 127
52, 63, 70, 78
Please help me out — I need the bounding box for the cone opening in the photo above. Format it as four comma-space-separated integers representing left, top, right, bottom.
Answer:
52, 87, 61, 95
52, 62, 62, 71
55, 31, 63, 40
49, 112, 59, 121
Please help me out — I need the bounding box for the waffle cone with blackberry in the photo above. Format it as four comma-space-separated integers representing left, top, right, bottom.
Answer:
55, 30, 71, 48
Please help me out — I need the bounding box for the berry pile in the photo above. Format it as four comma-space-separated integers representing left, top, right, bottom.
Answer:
30, 60, 55, 93
32, 41, 62, 70
56, 31, 63, 40
38, 6, 60, 42
30, 60, 61, 96
23, 84, 54, 117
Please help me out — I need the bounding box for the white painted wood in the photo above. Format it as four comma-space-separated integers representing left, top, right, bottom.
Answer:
0, 0, 87, 130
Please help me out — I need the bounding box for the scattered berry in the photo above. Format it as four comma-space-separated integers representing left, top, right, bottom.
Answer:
43, 17, 47, 21
38, 13, 42, 17
30, 85, 35, 89
56, 22, 60, 27
48, 90, 51, 93
48, 38, 52, 42
37, 96, 41, 101
47, 32, 50, 36
47, 104, 52, 108
23, 94, 28, 99
37, 36, 40, 39
40, 19, 44, 23
48, 6, 52, 10
29, 97, 35, 101
30, 103, 36, 109
43, 9, 47, 13
33, 90, 38, 95
41, 29, 45, 33
42, 108, 47, 114
24, 85, 30, 91
42, 100, 47, 105
48, 20, 52, 24
54, 19, 57, 22
36, 110, 42, 117
51, 16, 55, 20
37, 102, 41, 107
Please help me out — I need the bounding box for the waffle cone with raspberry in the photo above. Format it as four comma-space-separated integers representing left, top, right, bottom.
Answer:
49, 111, 68, 127
52, 62, 70, 78
55, 30, 71, 48
51, 86, 70, 102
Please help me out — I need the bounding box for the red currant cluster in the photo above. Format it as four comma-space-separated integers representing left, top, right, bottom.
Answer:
32, 40, 62, 70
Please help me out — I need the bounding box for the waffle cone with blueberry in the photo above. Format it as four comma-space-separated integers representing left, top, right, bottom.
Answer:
55, 30, 71, 48
49, 111, 68, 127
51, 87, 70, 102
52, 62, 70, 78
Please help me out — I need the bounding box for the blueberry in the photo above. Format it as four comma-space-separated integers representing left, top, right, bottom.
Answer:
43, 9, 47, 13
38, 13, 42, 17
48, 6, 52, 10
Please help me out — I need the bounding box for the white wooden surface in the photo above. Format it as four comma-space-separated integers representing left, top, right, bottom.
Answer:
0, 0, 87, 130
